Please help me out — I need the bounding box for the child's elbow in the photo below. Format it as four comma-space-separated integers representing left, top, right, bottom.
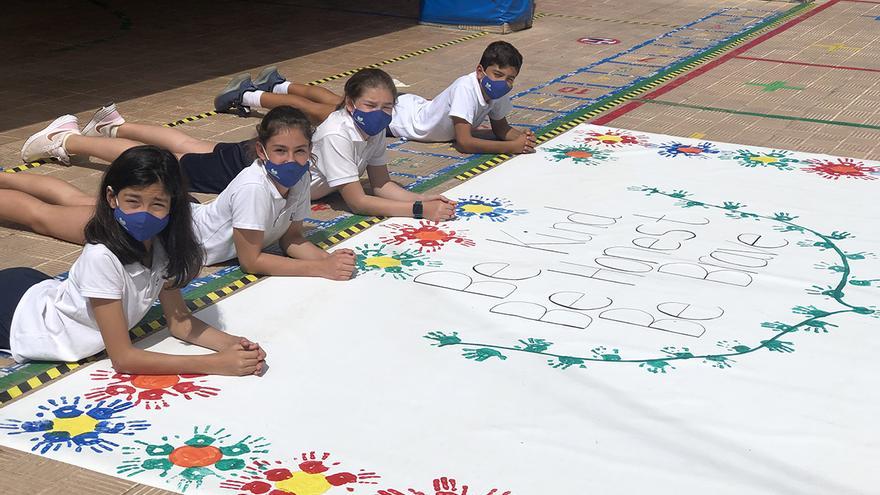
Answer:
109, 353, 136, 374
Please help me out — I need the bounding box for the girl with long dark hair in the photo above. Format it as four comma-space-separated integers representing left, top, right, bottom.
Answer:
0, 146, 266, 375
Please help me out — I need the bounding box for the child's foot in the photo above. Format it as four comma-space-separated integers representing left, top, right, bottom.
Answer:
254, 66, 286, 92
21, 115, 80, 164
82, 103, 126, 138
214, 73, 256, 115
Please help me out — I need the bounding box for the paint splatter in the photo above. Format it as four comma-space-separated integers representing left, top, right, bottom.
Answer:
118, 425, 269, 492
721, 149, 800, 170
85, 369, 220, 410
377, 476, 510, 495
657, 141, 720, 158
542, 144, 614, 165
311, 203, 332, 212
380, 221, 475, 253
454, 195, 527, 222
220, 452, 380, 495
576, 129, 649, 148
803, 158, 878, 180
0, 396, 149, 454
354, 243, 441, 279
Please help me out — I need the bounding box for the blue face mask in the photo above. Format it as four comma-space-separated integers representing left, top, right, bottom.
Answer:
114, 208, 169, 242
352, 108, 392, 136
261, 146, 310, 188
480, 74, 512, 100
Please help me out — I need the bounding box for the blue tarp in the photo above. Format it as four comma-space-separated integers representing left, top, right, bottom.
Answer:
420, 0, 534, 26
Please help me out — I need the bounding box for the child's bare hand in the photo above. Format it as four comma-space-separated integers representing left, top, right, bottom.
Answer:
214, 343, 262, 376
238, 337, 266, 361
319, 249, 355, 280
423, 199, 456, 222
509, 133, 536, 154
420, 194, 457, 206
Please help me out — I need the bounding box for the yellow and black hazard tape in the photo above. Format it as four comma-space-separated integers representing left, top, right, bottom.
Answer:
163, 110, 219, 129
0, 273, 261, 405
535, 11, 679, 28
314, 216, 384, 250
306, 31, 489, 86
3, 160, 46, 174
454, 3, 811, 181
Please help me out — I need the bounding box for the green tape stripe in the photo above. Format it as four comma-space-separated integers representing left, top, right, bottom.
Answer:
536, 11, 679, 28
449, 2, 813, 182
0, 273, 261, 405
638, 99, 880, 131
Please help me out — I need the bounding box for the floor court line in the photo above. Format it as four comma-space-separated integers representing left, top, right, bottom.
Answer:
734, 55, 880, 73
593, 0, 840, 125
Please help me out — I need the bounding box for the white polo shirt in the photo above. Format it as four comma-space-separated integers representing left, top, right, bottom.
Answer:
310, 109, 387, 200
192, 160, 311, 265
389, 71, 513, 142
10, 242, 168, 363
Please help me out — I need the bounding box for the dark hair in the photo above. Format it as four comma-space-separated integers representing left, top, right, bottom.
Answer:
84, 145, 202, 288
479, 41, 523, 71
254, 105, 316, 163
337, 68, 397, 110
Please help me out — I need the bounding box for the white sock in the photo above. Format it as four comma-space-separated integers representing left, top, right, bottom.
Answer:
272, 81, 291, 94
242, 90, 264, 109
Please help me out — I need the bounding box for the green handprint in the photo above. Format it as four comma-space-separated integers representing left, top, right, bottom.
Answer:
791, 305, 831, 318
661, 346, 694, 359
547, 356, 586, 370
591, 346, 621, 361
703, 355, 734, 369
462, 348, 506, 362
639, 359, 673, 374
424, 331, 462, 347
772, 212, 797, 221
514, 338, 553, 353
828, 231, 852, 240
802, 320, 837, 334
762, 340, 795, 353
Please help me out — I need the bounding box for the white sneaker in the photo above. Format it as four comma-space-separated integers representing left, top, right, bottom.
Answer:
21, 115, 80, 164
82, 103, 126, 137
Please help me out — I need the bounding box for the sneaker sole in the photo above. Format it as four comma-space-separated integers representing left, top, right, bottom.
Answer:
82, 103, 121, 137
254, 65, 279, 90
21, 115, 78, 163
214, 73, 252, 112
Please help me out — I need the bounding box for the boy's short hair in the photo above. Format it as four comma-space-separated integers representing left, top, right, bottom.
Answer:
479, 41, 523, 71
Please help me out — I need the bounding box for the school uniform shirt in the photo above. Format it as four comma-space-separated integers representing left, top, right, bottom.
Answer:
310, 108, 387, 199
10, 242, 168, 362
388, 71, 514, 142
192, 160, 311, 265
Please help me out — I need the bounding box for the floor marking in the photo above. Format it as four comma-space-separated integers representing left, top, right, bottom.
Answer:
593, 0, 832, 125
744, 80, 805, 92
735, 55, 880, 73
814, 42, 859, 53
637, 99, 880, 131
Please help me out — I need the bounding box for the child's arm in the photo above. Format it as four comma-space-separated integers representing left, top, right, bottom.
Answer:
234, 227, 354, 280
279, 221, 355, 280
339, 169, 456, 222
92, 293, 264, 376
452, 117, 536, 155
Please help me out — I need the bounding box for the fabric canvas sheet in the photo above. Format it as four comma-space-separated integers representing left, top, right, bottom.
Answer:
1, 125, 878, 495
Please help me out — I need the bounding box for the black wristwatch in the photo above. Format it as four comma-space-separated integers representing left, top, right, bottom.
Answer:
412, 200, 424, 219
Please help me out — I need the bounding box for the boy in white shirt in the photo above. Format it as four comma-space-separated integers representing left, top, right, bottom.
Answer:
389, 41, 536, 155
